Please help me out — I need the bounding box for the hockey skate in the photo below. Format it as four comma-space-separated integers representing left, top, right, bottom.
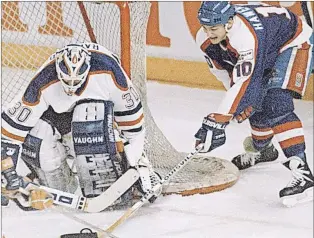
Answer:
280, 156, 314, 207
232, 137, 279, 170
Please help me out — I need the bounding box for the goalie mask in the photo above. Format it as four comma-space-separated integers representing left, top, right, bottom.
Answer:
56, 45, 91, 96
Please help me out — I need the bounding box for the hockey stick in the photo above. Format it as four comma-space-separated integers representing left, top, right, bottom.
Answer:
104, 143, 205, 233
15, 185, 118, 237
16, 168, 139, 213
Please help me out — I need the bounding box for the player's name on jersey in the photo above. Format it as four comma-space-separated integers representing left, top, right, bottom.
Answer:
235, 6, 264, 30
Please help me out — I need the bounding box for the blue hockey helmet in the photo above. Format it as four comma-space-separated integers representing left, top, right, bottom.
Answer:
198, 1, 235, 26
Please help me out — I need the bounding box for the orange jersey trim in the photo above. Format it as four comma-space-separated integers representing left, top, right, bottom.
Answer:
1, 127, 25, 142
116, 114, 144, 127
22, 60, 57, 106
22, 79, 59, 106
208, 113, 232, 123
286, 42, 311, 95
201, 38, 212, 52
80, 70, 128, 95
228, 15, 258, 115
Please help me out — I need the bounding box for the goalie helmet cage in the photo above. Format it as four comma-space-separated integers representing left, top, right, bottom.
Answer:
1, 1, 238, 195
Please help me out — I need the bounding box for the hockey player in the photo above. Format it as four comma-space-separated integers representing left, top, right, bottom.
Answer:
194, 2, 313, 206
1, 42, 161, 210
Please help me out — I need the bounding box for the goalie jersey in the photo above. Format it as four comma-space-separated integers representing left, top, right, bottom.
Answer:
1, 43, 144, 144
196, 4, 313, 118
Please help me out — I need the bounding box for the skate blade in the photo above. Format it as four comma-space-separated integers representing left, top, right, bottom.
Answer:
281, 187, 313, 207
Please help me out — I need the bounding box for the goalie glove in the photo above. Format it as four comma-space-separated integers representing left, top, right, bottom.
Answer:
2, 175, 53, 211
29, 189, 54, 210
122, 131, 162, 202
136, 153, 162, 203
195, 113, 231, 153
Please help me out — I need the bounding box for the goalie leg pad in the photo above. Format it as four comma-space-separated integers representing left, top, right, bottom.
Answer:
21, 119, 77, 193
72, 100, 128, 198
72, 99, 116, 156
21, 119, 64, 171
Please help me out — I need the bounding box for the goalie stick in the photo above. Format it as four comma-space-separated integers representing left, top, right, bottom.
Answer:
104, 143, 205, 233
16, 168, 139, 213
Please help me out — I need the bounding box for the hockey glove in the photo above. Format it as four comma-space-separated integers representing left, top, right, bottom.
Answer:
195, 114, 230, 153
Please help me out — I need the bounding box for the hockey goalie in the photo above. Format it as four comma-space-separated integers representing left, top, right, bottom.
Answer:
1, 43, 162, 211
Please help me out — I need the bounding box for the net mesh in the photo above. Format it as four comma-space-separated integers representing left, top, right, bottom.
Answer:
2, 1, 237, 194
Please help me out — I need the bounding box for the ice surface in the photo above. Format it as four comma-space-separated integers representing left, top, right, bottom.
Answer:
1, 81, 313, 238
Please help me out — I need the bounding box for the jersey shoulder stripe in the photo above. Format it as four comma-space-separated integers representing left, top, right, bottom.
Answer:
89, 51, 128, 91
22, 62, 59, 105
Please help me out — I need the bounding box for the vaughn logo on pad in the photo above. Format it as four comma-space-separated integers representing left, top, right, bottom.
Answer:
73, 136, 104, 144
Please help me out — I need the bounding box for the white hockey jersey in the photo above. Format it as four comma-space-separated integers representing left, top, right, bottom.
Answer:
1, 43, 144, 147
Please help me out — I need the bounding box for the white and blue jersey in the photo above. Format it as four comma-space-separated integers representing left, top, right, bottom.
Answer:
1, 43, 144, 144
196, 4, 313, 119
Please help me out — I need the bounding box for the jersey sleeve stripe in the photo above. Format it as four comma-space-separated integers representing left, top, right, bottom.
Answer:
286, 42, 311, 96
1, 127, 25, 142
1, 113, 33, 131
229, 80, 250, 114
122, 126, 143, 133
209, 113, 232, 123
114, 102, 142, 116
116, 114, 144, 127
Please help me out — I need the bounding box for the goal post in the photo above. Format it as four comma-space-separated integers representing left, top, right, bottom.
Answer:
1, 1, 239, 196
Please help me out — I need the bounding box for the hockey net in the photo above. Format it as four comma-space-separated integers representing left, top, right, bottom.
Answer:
1, 1, 238, 195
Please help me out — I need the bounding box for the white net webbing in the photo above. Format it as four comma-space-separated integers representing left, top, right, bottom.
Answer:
1, 1, 238, 195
